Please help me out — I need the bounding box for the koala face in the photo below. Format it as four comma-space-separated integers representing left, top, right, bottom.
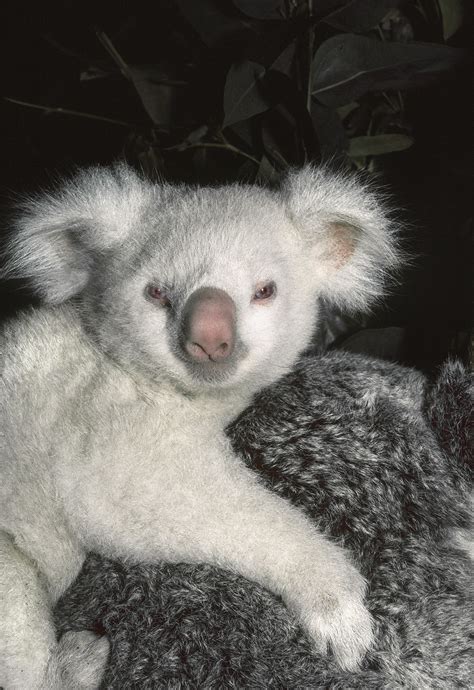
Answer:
84, 187, 318, 394
5, 164, 398, 396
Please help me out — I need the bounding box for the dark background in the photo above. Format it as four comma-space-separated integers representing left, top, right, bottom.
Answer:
1, 0, 472, 373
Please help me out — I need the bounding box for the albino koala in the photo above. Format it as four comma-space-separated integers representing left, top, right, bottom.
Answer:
0, 164, 398, 688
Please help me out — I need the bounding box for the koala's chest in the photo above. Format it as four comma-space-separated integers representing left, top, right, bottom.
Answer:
52, 390, 245, 554
55, 390, 228, 502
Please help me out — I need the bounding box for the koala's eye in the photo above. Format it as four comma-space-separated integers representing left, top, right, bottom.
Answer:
146, 284, 171, 307
252, 281, 276, 303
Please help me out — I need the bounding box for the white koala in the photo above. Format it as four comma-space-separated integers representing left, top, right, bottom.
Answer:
0, 165, 398, 688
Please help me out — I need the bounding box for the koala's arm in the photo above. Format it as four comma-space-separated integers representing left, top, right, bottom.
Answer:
62, 394, 371, 672
173, 442, 373, 673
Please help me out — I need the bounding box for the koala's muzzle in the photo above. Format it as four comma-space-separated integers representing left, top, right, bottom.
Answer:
181, 287, 236, 363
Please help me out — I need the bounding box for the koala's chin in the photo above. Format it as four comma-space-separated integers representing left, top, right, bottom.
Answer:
177, 347, 245, 388
185, 359, 240, 386
167, 358, 255, 406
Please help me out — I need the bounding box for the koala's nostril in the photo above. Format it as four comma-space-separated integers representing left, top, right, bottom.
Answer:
185, 342, 208, 361
186, 338, 232, 362
213, 341, 230, 359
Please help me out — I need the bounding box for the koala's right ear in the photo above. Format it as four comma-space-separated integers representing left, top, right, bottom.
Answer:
282, 166, 401, 313
3, 164, 155, 304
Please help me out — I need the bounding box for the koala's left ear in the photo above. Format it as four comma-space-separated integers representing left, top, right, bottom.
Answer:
282, 166, 400, 312
2, 164, 156, 304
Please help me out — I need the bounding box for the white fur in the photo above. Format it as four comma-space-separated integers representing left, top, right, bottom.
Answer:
0, 165, 398, 687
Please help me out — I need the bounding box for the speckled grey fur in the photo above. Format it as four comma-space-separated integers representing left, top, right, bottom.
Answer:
55, 353, 473, 688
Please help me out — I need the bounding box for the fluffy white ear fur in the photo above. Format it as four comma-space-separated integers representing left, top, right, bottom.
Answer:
283, 166, 400, 313
3, 164, 153, 304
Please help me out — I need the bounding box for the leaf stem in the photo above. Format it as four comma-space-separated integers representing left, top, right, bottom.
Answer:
95, 30, 133, 81
307, 0, 314, 112
4, 97, 134, 128
167, 141, 260, 166
265, 145, 290, 169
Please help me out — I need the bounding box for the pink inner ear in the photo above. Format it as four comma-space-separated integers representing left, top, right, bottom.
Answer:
328, 222, 357, 269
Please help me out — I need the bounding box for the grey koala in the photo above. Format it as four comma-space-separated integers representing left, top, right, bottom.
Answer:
0, 164, 398, 688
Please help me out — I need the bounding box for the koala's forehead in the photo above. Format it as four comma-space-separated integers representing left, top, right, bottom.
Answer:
128, 185, 292, 280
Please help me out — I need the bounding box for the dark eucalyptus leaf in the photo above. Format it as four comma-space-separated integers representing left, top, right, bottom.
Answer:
261, 120, 292, 169
337, 102, 358, 121
226, 119, 256, 149
338, 327, 406, 361
310, 0, 356, 19
314, 301, 367, 351
223, 39, 297, 128
129, 65, 186, 126
207, 19, 298, 78
311, 101, 347, 162
312, 34, 463, 107
257, 154, 280, 183
223, 61, 268, 127
236, 159, 259, 181
80, 67, 110, 82
174, 0, 259, 47
271, 39, 297, 77
438, 0, 465, 39
183, 125, 209, 146
348, 134, 413, 157
261, 71, 320, 162
233, 0, 284, 20
325, 0, 402, 32
192, 147, 208, 177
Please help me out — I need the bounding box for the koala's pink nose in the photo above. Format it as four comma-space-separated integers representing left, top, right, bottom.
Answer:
182, 287, 236, 362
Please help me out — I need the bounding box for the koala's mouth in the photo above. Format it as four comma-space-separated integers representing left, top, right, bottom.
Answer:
172, 334, 247, 387
180, 352, 241, 385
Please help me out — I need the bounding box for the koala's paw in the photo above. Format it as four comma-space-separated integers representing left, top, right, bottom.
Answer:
298, 559, 373, 671
304, 589, 373, 671
45, 630, 110, 689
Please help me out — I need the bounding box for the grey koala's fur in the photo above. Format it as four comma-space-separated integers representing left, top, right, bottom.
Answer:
1, 164, 401, 687
54, 353, 473, 688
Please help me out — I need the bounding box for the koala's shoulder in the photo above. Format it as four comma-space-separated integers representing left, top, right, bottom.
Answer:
1, 305, 97, 388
